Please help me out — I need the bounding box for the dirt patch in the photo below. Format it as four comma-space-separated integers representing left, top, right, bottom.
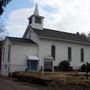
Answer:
0, 75, 45, 90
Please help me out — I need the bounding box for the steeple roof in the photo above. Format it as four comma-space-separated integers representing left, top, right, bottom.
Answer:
34, 4, 39, 16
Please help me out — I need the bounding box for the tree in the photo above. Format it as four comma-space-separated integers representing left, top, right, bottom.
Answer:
0, 0, 11, 38
0, 22, 5, 32
87, 32, 90, 39
80, 63, 90, 72
0, 21, 7, 40
80, 33, 86, 37
0, 0, 11, 15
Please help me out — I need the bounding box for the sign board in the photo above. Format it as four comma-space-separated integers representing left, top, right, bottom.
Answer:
44, 58, 53, 71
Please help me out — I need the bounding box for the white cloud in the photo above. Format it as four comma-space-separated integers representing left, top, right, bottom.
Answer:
6, 6, 56, 37
33, 0, 90, 34
59, 0, 90, 34
7, 0, 90, 37
6, 8, 34, 37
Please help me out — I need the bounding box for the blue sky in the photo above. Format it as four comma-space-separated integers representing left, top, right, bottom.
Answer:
1, 0, 90, 38
2, 0, 33, 23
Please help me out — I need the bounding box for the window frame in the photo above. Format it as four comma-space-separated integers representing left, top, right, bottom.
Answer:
68, 47, 72, 62
2, 47, 5, 62
51, 45, 56, 61
8, 45, 11, 62
81, 48, 84, 62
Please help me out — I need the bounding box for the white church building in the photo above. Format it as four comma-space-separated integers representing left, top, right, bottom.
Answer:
1, 5, 90, 75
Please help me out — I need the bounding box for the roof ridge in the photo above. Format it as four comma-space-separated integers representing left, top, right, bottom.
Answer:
44, 28, 78, 36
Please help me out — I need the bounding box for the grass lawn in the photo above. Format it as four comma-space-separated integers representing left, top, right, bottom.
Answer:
12, 71, 90, 88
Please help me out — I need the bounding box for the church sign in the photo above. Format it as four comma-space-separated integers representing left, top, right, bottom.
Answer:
44, 57, 53, 72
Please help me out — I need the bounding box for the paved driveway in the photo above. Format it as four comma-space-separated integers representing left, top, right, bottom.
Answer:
0, 79, 38, 90
0, 76, 47, 90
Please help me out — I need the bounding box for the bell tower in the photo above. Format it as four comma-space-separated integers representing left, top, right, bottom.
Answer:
28, 4, 44, 30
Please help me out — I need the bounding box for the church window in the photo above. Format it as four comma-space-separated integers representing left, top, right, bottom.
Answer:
81, 48, 84, 62
51, 45, 56, 60
35, 16, 41, 24
68, 47, 72, 62
5, 64, 7, 69
8, 45, 11, 62
3, 47, 5, 62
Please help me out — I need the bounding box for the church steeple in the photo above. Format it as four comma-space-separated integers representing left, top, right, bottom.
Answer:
34, 4, 39, 16
28, 4, 44, 30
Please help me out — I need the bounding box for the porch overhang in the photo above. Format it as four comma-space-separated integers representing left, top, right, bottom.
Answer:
26, 56, 39, 60
42, 56, 54, 60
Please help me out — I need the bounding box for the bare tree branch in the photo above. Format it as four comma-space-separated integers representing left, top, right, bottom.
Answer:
0, 0, 11, 15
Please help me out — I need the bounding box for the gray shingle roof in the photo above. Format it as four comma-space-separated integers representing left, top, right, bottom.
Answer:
7, 37, 37, 44
33, 28, 89, 43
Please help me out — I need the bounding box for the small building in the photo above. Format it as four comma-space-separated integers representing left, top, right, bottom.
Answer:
1, 5, 90, 75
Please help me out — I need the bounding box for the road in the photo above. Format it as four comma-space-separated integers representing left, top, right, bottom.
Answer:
0, 76, 47, 90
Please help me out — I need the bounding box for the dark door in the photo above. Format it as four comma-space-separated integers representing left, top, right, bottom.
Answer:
27, 60, 38, 70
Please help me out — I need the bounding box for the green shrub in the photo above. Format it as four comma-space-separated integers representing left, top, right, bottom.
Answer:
58, 60, 73, 71
80, 63, 90, 72
11, 72, 51, 85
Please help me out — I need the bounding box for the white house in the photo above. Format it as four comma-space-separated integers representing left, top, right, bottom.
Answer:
1, 5, 90, 75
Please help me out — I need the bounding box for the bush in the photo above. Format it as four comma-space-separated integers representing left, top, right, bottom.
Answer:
58, 60, 73, 71
10, 72, 51, 85
80, 63, 90, 72
9, 71, 19, 77
54, 66, 59, 72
